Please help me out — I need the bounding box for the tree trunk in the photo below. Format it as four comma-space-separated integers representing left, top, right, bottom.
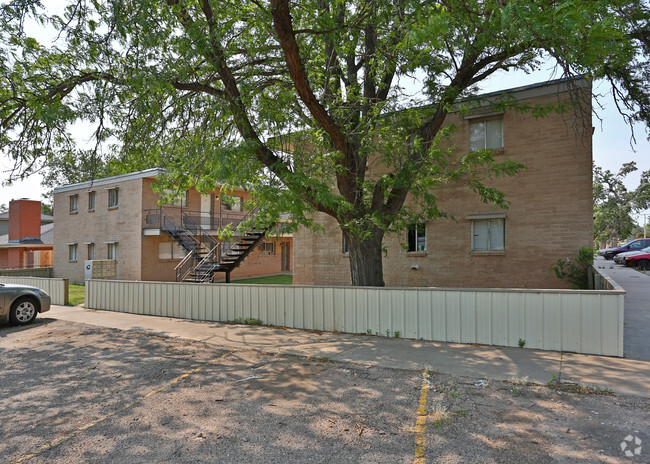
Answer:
347, 227, 385, 287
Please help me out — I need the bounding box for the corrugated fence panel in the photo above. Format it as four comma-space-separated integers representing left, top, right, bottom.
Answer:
84, 273, 625, 357
0, 276, 68, 305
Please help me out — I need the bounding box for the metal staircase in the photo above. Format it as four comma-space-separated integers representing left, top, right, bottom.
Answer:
145, 207, 269, 283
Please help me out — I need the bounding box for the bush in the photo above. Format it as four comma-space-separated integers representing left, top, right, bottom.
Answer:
550, 246, 594, 289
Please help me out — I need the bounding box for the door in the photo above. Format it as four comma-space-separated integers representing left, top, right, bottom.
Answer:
280, 242, 290, 271
200, 194, 212, 229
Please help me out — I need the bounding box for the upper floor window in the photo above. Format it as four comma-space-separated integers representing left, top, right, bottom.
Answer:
108, 188, 119, 208
408, 223, 426, 252
470, 117, 503, 151
162, 189, 189, 207
222, 195, 242, 212
69, 195, 78, 213
471, 217, 505, 252
342, 234, 349, 254
88, 191, 96, 211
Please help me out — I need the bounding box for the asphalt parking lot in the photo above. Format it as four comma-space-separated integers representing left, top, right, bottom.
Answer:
1, 318, 648, 464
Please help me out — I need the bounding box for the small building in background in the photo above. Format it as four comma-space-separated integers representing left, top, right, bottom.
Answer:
0, 199, 54, 270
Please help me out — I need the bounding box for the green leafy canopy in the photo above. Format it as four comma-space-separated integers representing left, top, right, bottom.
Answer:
1, 0, 649, 285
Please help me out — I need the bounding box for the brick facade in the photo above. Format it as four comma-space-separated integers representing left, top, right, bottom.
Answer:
54, 170, 292, 283
293, 79, 593, 289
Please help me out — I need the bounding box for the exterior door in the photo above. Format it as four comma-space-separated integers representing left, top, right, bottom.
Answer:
281, 242, 290, 271
200, 194, 212, 229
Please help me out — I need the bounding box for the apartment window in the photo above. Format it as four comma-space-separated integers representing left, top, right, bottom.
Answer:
158, 242, 187, 260
471, 217, 505, 252
108, 188, 119, 208
221, 195, 242, 212
69, 195, 78, 213
342, 234, 349, 254
259, 241, 275, 255
88, 191, 96, 211
108, 242, 118, 260
162, 189, 188, 207
87, 243, 95, 260
469, 117, 503, 151
407, 223, 426, 252
68, 243, 78, 261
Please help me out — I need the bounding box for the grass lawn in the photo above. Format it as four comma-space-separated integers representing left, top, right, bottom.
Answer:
68, 284, 86, 306
66, 275, 292, 305
225, 274, 293, 285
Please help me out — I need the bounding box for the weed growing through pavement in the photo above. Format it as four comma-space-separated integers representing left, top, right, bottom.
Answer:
231, 317, 263, 326
518, 338, 526, 348
393, 330, 401, 338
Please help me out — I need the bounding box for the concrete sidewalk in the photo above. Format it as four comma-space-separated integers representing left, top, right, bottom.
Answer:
46, 305, 650, 397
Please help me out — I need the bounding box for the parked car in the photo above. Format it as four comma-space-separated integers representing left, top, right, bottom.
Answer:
625, 252, 650, 270
613, 245, 650, 264
0, 284, 51, 325
599, 238, 650, 260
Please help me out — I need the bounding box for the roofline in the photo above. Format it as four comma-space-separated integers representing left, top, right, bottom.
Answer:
53, 168, 165, 194
457, 75, 591, 105
0, 243, 53, 249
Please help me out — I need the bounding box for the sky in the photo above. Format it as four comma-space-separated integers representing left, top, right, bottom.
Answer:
1, 41, 649, 226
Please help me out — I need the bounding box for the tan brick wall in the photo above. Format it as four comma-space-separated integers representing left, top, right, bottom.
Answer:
54, 177, 144, 283
294, 86, 593, 289
55, 174, 291, 283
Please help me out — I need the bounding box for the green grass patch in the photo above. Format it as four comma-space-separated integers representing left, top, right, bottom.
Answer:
226, 274, 293, 285
68, 284, 85, 306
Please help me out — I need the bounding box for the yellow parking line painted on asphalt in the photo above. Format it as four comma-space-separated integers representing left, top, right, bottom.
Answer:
414, 371, 430, 464
15, 350, 237, 464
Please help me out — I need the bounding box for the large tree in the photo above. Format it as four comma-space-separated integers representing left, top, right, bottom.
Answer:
1, 0, 649, 286
594, 162, 650, 243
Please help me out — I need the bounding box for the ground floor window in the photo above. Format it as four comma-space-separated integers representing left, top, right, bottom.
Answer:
471, 218, 505, 251
158, 242, 188, 260
108, 242, 119, 260
68, 243, 78, 261
407, 223, 426, 252
87, 243, 95, 260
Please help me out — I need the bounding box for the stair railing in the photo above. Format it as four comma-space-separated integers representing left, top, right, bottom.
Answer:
174, 250, 196, 282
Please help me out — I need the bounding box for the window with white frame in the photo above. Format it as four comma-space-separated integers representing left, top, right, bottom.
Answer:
69, 195, 78, 213
87, 243, 95, 260
259, 241, 275, 255
407, 223, 426, 252
108, 188, 119, 208
108, 242, 118, 260
88, 191, 96, 211
342, 234, 349, 254
469, 117, 503, 151
68, 243, 78, 261
470, 217, 505, 252
158, 242, 188, 260
221, 195, 242, 211
162, 189, 189, 207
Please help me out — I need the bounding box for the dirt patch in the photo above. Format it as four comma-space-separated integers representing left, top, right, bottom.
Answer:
0, 319, 647, 463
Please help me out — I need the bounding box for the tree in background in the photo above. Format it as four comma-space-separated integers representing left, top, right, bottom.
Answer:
594, 162, 650, 245
1, 1, 649, 286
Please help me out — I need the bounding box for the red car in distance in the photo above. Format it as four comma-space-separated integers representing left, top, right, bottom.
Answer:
625, 252, 650, 271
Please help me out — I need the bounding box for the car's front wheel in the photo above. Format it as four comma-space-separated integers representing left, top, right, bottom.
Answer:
9, 297, 38, 326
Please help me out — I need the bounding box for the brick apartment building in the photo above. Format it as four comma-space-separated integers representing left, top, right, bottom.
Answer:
53, 169, 292, 283
0, 199, 53, 269
293, 78, 593, 289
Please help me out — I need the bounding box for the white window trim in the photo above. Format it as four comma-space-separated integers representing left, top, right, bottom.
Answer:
470, 217, 506, 253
